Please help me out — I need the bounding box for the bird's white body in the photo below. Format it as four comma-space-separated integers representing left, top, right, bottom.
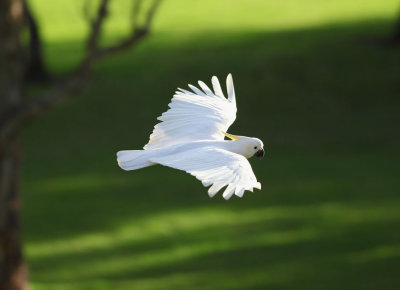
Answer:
117, 74, 264, 200
118, 138, 263, 169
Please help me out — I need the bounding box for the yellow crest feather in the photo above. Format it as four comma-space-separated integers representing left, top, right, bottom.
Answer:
221, 131, 241, 141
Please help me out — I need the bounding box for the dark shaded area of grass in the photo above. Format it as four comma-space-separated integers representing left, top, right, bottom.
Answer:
22, 18, 400, 290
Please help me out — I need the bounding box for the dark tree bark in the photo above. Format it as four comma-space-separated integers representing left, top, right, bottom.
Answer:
0, 0, 28, 289
0, 0, 161, 289
0, 133, 28, 290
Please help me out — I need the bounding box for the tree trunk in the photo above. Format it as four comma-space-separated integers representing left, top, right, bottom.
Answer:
0, 0, 160, 288
0, 0, 28, 289
0, 134, 28, 290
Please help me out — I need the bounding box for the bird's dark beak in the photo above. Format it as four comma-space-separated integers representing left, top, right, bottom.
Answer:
254, 148, 265, 158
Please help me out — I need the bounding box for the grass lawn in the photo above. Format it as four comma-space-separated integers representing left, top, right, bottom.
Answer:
22, 0, 400, 289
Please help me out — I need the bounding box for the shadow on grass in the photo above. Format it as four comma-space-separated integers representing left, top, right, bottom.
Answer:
22, 18, 400, 290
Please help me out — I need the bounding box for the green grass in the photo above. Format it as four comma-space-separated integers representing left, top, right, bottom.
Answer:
22, 0, 400, 289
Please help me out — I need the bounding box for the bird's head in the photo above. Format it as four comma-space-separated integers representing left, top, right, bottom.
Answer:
222, 131, 265, 158
244, 137, 265, 158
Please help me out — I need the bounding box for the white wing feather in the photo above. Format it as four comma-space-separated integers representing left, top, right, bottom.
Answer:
150, 147, 261, 200
144, 74, 237, 150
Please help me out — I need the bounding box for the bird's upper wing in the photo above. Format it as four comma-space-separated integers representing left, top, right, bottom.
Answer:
150, 147, 261, 200
144, 74, 237, 150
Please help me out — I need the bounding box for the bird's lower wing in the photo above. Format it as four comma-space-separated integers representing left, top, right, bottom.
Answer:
150, 147, 261, 200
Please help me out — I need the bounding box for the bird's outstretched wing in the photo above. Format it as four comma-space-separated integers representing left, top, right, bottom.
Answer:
150, 147, 261, 199
144, 74, 237, 150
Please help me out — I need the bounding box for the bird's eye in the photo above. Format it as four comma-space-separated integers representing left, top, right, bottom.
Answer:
254, 146, 257, 149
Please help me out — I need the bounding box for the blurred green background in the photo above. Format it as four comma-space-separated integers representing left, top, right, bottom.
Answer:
22, 0, 400, 289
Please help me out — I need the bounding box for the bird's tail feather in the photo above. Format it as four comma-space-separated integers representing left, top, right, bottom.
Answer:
117, 150, 154, 171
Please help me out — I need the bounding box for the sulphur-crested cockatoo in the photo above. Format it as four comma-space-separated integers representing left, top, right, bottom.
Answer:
117, 74, 264, 199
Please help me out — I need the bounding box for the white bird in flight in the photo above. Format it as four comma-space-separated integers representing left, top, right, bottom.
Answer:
117, 74, 265, 200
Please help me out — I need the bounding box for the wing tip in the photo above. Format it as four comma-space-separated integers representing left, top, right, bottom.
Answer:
208, 191, 217, 198
226, 73, 235, 102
